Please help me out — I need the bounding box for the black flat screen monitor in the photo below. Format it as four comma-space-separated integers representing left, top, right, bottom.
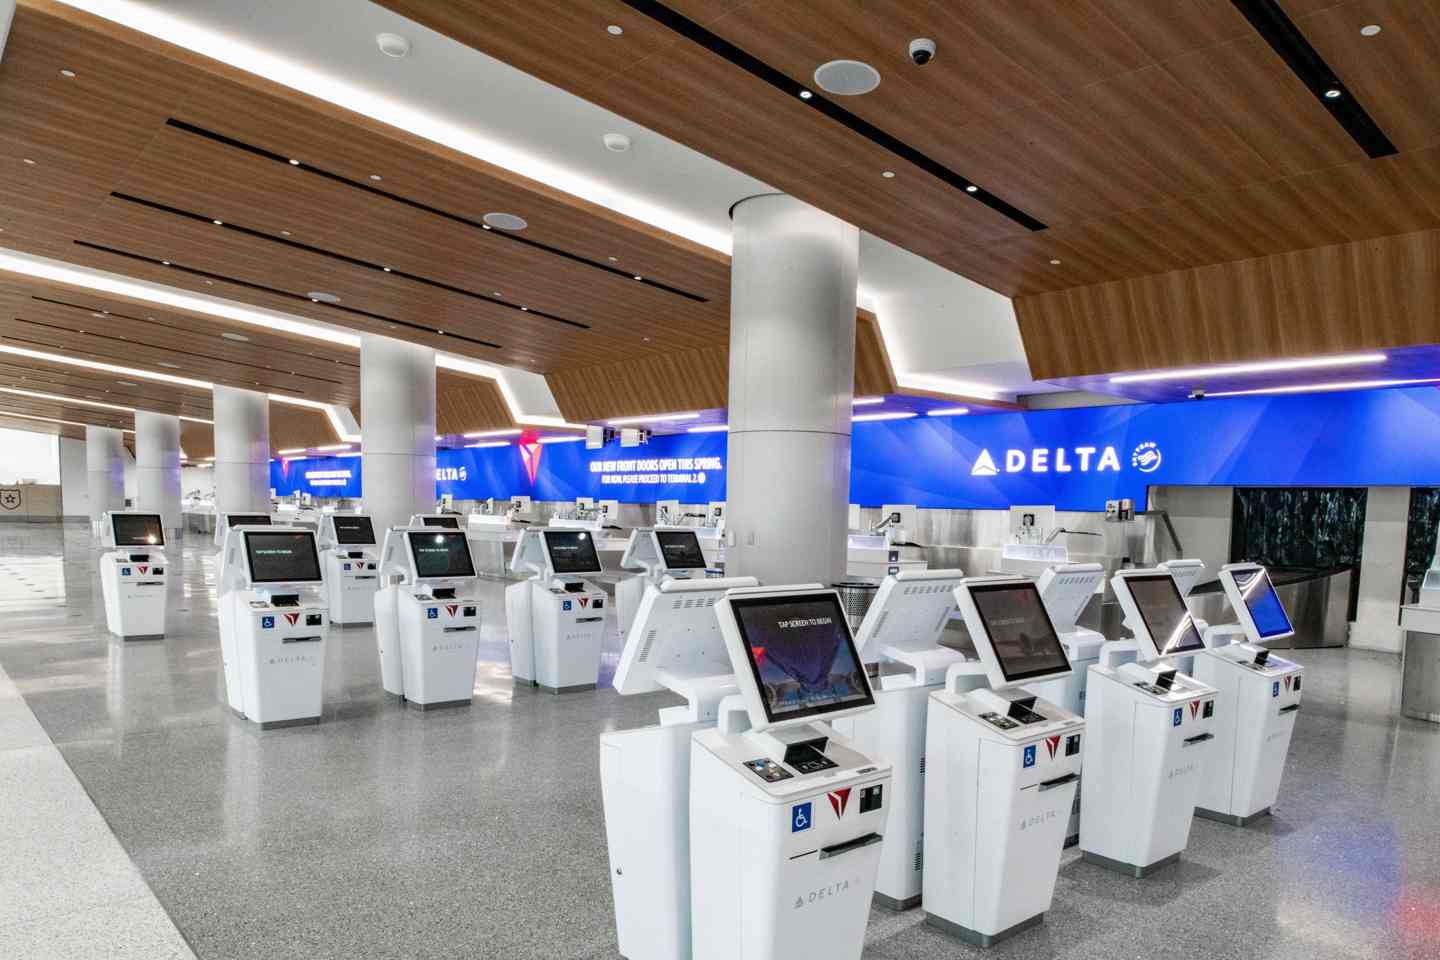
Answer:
407, 531, 476, 579
1126, 573, 1205, 656
544, 530, 602, 575
656, 530, 706, 570
1233, 568, 1294, 639
226, 514, 270, 528
968, 581, 1072, 682
332, 515, 375, 546
111, 513, 164, 547
245, 532, 322, 583
422, 516, 460, 529
730, 592, 873, 725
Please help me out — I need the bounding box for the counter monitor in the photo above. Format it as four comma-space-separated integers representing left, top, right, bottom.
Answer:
1125, 573, 1205, 657
332, 515, 376, 546
544, 530, 602, 575
245, 531, 322, 584
968, 580, 1072, 683
111, 513, 165, 548
226, 514, 271, 528
407, 530, 476, 580
656, 530, 706, 571
421, 516, 460, 529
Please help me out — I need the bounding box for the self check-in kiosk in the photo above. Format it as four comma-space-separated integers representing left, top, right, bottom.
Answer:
214, 513, 270, 580
690, 586, 892, 960
99, 511, 168, 640
616, 527, 709, 639
1081, 570, 1219, 876
830, 569, 976, 910
1189, 563, 1303, 826
217, 525, 328, 728
505, 528, 608, 692
318, 514, 379, 625
600, 572, 760, 960
373, 527, 482, 709
922, 578, 1084, 946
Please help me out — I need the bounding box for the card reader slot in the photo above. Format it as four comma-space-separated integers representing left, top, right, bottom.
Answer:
577, 617, 604, 623
1278, 704, 1300, 715
442, 626, 477, 633
1182, 733, 1214, 747
1038, 772, 1080, 792
818, 832, 883, 861
282, 636, 322, 644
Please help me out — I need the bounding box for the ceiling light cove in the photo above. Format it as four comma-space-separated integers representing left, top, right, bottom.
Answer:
852, 396, 885, 406
463, 428, 522, 439
1109, 353, 1387, 384
606, 412, 701, 425
687, 424, 729, 433
853, 411, 917, 422
1207, 377, 1440, 398
925, 406, 970, 417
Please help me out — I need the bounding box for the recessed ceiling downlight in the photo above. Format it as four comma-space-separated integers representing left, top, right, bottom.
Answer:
483, 212, 528, 231
306, 291, 342, 303
1360, 24, 1382, 37
221, 332, 250, 342
602, 132, 632, 152
814, 59, 881, 96
376, 33, 411, 58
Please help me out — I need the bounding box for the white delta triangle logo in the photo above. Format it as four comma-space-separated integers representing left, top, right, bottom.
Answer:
970, 446, 1123, 477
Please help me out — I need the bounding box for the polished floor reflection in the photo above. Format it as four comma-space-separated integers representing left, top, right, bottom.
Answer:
0, 522, 1437, 959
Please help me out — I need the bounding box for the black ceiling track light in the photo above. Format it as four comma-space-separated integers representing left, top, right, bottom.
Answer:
108, 192, 590, 332
618, 0, 1047, 232
164, 119, 710, 303
1231, 0, 1398, 159
71, 240, 507, 350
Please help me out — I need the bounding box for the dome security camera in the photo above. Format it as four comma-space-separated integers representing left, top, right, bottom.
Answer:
909, 38, 936, 65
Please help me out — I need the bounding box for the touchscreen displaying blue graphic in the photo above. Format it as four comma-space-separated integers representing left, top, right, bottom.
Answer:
730, 593, 873, 724
1234, 568, 1294, 639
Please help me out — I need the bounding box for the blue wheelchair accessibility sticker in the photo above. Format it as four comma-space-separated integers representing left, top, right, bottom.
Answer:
791, 802, 812, 833
121, 567, 131, 577
562, 600, 573, 611
427, 608, 438, 619
261, 616, 274, 629
1272, 681, 1281, 698
1173, 707, 1183, 727
1022, 744, 1036, 768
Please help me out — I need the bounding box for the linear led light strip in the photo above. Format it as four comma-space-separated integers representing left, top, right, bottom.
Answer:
1110, 353, 1386, 384
1206, 377, 1440, 398
0, 385, 213, 423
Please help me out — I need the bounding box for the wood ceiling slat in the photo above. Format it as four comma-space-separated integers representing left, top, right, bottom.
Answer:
435, 371, 516, 436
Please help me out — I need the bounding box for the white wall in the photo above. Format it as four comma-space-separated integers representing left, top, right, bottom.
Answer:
59, 436, 88, 518
1350, 486, 1408, 654
1148, 486, 1234, 585
181, 465, 215, 500
0, 428, 59, 484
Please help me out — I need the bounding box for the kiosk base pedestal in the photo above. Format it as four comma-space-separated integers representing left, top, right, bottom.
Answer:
1195, 805, 1271, 828
259, 716, 321, 731
925, 910, 1043, 948
875, 891, 921, 912
406, 697, 471, 712
1082, 850, 1180, 879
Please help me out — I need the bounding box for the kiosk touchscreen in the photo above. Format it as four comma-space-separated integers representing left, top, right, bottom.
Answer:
318, 514, 379, 625
1189, 563, 1303, 826
921, 578, 1084, 945
412, 514, 461, 530
216, 526, 328, 727
99, 511, 168, 640
373, 527, 481, 708
505, 529, 608, 692
616, 527, 709, 639
1079, 570, 1219, 876
689, 587, 892, 960
600, 573, 759, 960
830, 569, 977, 910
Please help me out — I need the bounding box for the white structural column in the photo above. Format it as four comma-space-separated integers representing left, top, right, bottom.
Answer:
212, 386, 271, 515
725, 194, 859, 585
361, 334, 436, 535
134, 411, 182, 536
84, 425, 126, 524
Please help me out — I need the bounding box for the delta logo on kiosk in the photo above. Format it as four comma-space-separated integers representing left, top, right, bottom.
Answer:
284, 612, 301, 627
445, 604, 459, 618
1044, 735, 1062, 760
1190, 700, 1202, 720
827, 788, 852, 819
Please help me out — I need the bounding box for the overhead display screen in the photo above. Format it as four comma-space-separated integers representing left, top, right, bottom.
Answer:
968, 581, 1071, 682
730, 592, 873, 724
421, 516, 460, 529
226, 514, 271, 528
245, 532, 322, 584
111, 513, 164, 547
407, 531, 476, 579
332, 516, 375, 546
656, 530, 706, 570
1126, 574, 1205, 656
544, 530, 602, 575
1233, 568, 1294, 639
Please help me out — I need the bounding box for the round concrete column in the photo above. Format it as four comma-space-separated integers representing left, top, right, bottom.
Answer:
213, 386, 271, 515
361, 334, 436, 535
85, 425, 126, 524
725, 194, 858, 585
134, 411, 182, 537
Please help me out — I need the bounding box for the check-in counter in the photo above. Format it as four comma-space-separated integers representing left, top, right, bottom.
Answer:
1399, 605, 1440, 723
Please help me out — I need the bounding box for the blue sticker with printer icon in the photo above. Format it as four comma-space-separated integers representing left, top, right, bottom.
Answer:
1173, 707, 1183, 727
1272, 681, 1280, 698
791, 802, 812, 833
427, 608, 438, 619
261, 616, 274, 629
1022, 744, 1036, 768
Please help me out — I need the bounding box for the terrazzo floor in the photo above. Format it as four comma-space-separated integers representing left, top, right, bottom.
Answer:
1, 520, 1437, 959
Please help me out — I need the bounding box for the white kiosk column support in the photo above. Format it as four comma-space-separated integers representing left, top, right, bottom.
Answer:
361, 334, 436, 535
85, 425, 126, 525
134, 411, 181, 538
725, 194, 858, 585
213, 386, 271, 515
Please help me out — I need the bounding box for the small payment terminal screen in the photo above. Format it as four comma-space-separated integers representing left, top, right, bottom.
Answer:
245, 532, 322, 583
730, 592, 873, 724
656, 530, 706, 570
421, 516, 460, 529
332, 516, 375, 546
1127, 574, 1204, 656
544, 530, 602, 575
968, 581, 1071, 682
1234, 568, 1293, 639
408, 531, 476, 579
112, 513, 164, 547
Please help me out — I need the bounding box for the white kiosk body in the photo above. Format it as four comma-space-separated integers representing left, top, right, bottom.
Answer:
1190, 563, 1304, 826
214, 512, 271, 581
830, 569, 975, 910
319, 514, 379, 625
616, 527, 709, 639
1081, 570, 1219, 876
922, 578, 1084, 945
505, 529, 608, 692
600, 573, 760, 960
690, 586, 892, 960
99, 511, 169, 640
216, 526, 329, 728
373, 527, 482, 708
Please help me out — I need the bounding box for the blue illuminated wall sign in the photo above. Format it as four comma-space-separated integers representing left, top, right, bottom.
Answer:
270, 386, 1440, 510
